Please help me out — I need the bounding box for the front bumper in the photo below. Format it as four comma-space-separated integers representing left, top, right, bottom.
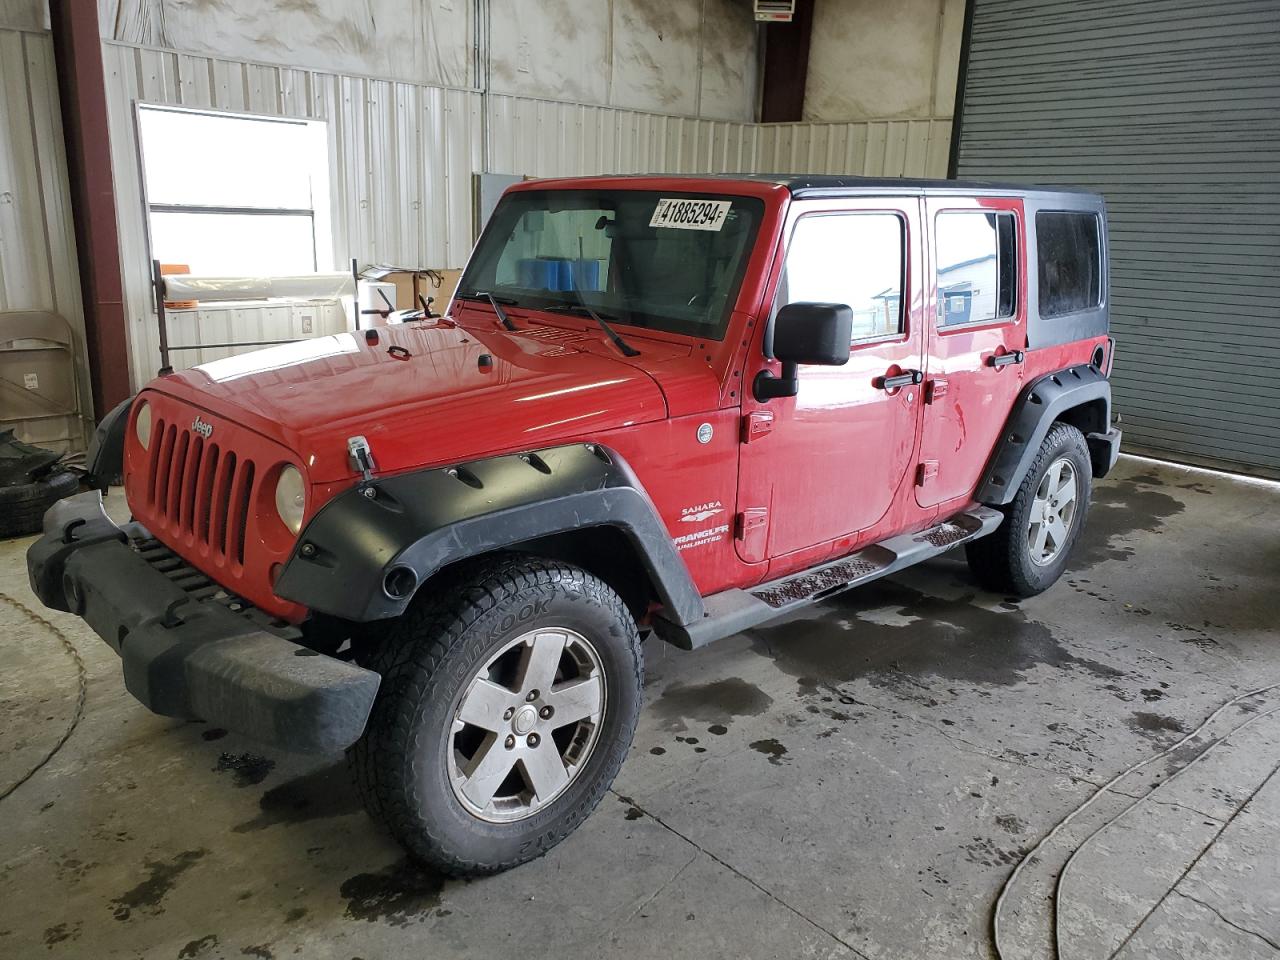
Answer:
26, 492, 380, 754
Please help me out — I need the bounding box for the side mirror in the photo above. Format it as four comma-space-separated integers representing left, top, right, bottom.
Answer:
755, 302, 853, 401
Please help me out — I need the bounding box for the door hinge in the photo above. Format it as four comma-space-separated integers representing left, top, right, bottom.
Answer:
925, 378, 948, 404
735, 507, 768, 540
916, 461, 939, 487
741, 410, 775, 443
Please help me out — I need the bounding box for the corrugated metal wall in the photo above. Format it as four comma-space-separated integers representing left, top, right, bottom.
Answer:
0, 27, 90, 444
103, 41, 952, 385
954, 0, 1280, 477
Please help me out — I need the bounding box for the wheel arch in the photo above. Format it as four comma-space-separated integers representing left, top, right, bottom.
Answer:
274, 443, 704, 629
976, 365, 1114, 506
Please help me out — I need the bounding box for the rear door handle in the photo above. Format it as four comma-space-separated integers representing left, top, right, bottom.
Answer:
987, 350, 1025, 368
875, 369, 924, 390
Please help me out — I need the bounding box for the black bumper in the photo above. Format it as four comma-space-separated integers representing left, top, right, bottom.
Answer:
27, 492, 380, 754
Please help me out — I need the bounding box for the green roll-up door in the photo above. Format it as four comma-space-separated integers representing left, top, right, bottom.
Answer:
952, 0, 1280, 477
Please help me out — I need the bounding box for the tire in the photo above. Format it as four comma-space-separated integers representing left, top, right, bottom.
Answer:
0, 470, 79, 539
965, 422, 1092, 598
348, 554, 642, 875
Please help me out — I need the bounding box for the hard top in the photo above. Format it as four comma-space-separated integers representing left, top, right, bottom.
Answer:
518, 172, 1099, 202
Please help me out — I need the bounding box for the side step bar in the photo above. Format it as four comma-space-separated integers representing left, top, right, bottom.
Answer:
653, 506, 1004, 650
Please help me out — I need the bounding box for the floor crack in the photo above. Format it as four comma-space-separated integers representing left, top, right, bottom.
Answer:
1174, 890, 1280, 952
610, 789, 871, 959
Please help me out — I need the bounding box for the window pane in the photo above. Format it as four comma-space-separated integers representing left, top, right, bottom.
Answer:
778, 213, 904, 340
1037, 212, 1101, 318
936, 212, 1016, 326
149, 212, 317, 276
139, 108, 317, 209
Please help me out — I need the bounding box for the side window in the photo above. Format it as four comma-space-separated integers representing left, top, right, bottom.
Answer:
1036, 211, 1102, 318
777, 213, 905, 341
935, 211, 1017, 327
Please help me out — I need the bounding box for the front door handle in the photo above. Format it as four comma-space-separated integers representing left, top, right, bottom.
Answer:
875, 369, 924, 390
988, 350, 1025, 368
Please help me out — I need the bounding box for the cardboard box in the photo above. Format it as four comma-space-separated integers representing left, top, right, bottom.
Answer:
362, 265, 464, 315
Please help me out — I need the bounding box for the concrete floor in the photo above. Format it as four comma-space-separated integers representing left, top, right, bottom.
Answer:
1, 456, 1278, 960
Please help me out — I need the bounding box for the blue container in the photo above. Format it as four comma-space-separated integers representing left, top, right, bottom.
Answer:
517, 258, 561, 290
570, 259, 601, 291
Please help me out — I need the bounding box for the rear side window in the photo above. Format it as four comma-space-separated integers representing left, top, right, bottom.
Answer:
935, 211, 1016, 326
1036, 211, 1102, 317
776, 212, 905, 342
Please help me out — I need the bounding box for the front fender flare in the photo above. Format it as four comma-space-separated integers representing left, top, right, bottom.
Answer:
274, 443, 704, 626
976, 365, 1113, 506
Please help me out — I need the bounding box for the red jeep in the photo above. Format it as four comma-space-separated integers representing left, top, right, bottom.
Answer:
29, 175, 1119, 874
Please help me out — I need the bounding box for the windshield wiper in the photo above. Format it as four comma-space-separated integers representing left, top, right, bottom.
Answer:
457, 291, 518, 331
544, 302, 640, 358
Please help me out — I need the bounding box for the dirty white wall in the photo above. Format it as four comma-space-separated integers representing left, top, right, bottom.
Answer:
804, 0, 965, 123
0, 25, 91, 444
96, 0, 759, 121
488, 0, 758, 122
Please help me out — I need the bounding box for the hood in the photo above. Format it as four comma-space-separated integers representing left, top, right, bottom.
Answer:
154, 320, 670, 481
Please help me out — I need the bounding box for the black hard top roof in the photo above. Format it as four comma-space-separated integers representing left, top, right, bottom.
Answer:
570, 172, 1098, 200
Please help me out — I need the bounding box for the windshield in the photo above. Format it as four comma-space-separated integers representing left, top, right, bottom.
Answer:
457, 190, 765, 340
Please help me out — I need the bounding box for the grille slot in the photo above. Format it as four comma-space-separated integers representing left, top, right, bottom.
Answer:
144, 420, 256, 563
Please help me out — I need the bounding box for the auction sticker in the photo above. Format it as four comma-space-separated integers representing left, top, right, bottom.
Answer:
649, 198, 732, 231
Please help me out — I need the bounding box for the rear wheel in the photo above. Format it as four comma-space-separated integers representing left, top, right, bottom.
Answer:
965, 422, 1092, 597
349, 555, 641, 875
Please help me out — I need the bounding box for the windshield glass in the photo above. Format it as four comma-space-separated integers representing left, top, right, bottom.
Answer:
457, 190, 765, 340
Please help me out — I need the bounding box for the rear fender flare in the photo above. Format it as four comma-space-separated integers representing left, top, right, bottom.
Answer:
976, 365, 1112, 506
274, 443, 704, 626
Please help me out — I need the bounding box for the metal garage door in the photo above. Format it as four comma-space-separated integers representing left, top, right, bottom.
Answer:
951, 0, 1280, 477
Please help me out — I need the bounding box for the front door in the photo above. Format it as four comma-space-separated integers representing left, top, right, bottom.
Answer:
736, 199, 926, 564
916, 198, 1026, 508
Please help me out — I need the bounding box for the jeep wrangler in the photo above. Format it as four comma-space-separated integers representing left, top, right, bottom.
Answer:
28, 175, 1120, 874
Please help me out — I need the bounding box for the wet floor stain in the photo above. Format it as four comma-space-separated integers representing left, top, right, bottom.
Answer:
707, 724, 728, 735
1070, 472, 1186, 568
232, 765, 363, 833
214, 752, 276, 788
339, 858, 445, 926
994, 814, 1026, 835
109, 848, 207, 921
750, 580, 1123, 692
1128, 711, 1188, 739
650, 677, 774, 730
749, 738, 788, 765
200, 728, 228, 742
649, 746, 666, 756
42, 921, 80, 946
625, 806, 644, 820
241, 946, 274, 959
177, 934, 217, 958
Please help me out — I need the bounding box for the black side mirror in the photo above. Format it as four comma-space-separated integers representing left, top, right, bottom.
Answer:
755, 302, 853, 401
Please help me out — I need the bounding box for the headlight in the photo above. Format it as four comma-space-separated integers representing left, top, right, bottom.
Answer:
274, 465, 306, 535
135, 401, 152, 450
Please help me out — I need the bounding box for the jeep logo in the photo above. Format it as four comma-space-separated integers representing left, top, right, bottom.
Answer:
191, 416, 213, 439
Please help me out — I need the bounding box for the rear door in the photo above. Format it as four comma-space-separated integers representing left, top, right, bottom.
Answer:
736, 197, 926, 563
916, 197, 1026, 508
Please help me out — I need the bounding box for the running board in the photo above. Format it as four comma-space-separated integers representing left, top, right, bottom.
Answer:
653, 506, 1004, 650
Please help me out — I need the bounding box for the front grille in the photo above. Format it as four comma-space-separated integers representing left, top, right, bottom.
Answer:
145, 417, 256, 568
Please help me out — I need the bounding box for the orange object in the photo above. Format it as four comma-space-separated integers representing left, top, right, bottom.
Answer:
160, 263, 198, 309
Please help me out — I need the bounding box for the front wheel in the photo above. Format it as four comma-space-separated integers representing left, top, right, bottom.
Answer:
965, 422, 1092, 597
348, 556, 642, 875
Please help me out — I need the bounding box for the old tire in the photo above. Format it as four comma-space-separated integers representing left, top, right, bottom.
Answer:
0, 470, 79, 539
965, 422, 1092, 597
348, 555, 642, 875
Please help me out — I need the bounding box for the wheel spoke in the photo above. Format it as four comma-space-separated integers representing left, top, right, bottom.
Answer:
1031, 521, 1050, 558
1047, 516, 1069, 552
517, 631, 566, 694
546, 676, 603, 727
1030, 494, 1050, 524
520, 741, 570, 801
456, 678, 512, 732
1046, 459, 1065, 495
459, 734, 517, 810
1055, 475, 1077, 504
